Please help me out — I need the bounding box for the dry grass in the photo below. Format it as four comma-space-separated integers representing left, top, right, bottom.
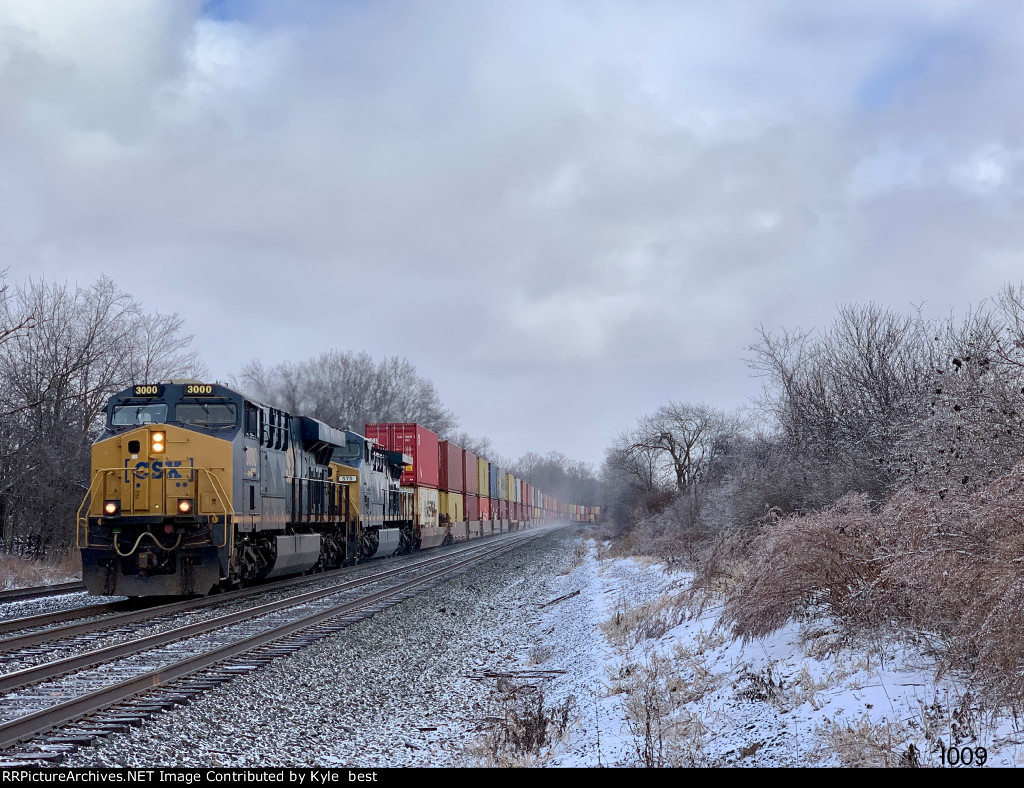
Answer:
0, 551, 81, 590
467, 679, 576, 767
600, 593, 683, 649
808, 714, 915, 767
611, 652, 712, 767
720, 466, 1024, 711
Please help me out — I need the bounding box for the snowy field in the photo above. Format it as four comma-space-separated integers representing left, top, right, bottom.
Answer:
59, 524, 1022, 767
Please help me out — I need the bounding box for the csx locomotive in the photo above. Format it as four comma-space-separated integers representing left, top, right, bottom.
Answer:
77, 381, 418, 596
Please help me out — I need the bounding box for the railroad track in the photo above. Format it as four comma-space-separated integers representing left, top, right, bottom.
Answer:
0, 527, 548, 764
0, 583, 85, 604
0, 537, 499, 654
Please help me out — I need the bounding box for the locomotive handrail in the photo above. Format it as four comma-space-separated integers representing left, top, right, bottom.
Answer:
77, 467, 234, 550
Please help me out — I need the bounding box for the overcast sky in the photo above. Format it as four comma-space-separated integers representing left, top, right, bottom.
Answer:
2, 0, 1023, 466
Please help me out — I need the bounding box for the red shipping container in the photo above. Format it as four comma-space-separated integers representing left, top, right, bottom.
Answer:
438, 441, 464, 492
462, 449, 478, 495
466, 494, 479, 521
364, 423, 439, 488
479, 497, 491, 520
501, 500, 509, 519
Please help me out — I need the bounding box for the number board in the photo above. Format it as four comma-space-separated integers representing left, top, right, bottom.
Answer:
133, 385, 163, 397
337, 475, 357, 482
184, 384, 216, 396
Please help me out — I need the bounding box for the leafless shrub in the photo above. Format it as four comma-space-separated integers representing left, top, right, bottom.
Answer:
471, 681, 576, 767
724, 464, 1024, 711
615, 653, 710, 767
736, 663, 786, 706
724, 493, 885, 639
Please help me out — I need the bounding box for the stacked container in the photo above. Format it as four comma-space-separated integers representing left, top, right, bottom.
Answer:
476, 458, 492, 532
365, 423, 442, 546
364, 424, 439, 488
438, 440, 465, 538
462, 449, 479, 535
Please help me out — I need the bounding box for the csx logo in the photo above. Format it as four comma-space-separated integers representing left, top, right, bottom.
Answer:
129, 459, 189, 479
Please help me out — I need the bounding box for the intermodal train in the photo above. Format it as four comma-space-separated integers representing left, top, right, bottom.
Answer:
77, 381, 598, 597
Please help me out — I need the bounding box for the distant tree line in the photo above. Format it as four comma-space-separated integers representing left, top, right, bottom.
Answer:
240, 355, 604, 506
511, 450, 603, 508
603, 284, 1024, 562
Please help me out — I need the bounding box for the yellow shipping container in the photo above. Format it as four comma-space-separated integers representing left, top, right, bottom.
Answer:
439, 491, 464, 525
505, 472, 514, 501
477, 457, 489, 500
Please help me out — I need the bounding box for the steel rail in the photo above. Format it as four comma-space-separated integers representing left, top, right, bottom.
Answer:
0, 532, 535, 695
0, 530, 522, 652
0, 531, 541, 750
0, 583, 85, 603
0, 602, 132, 639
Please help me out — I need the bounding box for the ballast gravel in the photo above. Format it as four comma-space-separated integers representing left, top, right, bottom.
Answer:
61, 524, 610, 768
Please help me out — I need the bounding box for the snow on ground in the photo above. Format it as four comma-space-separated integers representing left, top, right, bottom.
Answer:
533, 538, 1024, 768
56, 525, 1024, 767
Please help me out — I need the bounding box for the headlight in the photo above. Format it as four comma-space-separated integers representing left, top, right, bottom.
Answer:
103, 500, 120, 516
151, 431, 165, 454
177, 498, 193, 514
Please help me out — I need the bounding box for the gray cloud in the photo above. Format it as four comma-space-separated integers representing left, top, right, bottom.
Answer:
2, 0, 1023, 465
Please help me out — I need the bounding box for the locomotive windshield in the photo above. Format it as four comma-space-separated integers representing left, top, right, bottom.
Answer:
111, 403, 169, 426
176, 402, 237, 428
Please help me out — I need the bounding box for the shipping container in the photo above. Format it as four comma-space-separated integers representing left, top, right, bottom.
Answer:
479, 496, 491, 520
415, 487, 444, 549
465, 493, 479, 522
477, 458, 489, 498
438, 441, 464, 492
463, 450, 478, 495
364, 423, 439, 488
504, 472, 513, 502
438, 490, 464, 524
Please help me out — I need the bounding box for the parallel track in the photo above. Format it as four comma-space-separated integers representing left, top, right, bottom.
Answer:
0, 583, 85, 604
0, 527, 547, 759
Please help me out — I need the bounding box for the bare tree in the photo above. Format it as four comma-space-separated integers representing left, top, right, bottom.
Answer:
0, 275, 203, 556
622, 402, 742, 497
237, 350, 458, 436
748, 303, 935, 506
442, 430, 494, 458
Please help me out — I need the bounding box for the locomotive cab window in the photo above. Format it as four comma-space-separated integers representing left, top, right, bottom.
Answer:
244, 404, 260, 436
112, 403, 168, 426
176, 402, 237, 428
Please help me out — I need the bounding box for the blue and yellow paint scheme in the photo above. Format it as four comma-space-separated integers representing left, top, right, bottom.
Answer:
79, 381, 412, 596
